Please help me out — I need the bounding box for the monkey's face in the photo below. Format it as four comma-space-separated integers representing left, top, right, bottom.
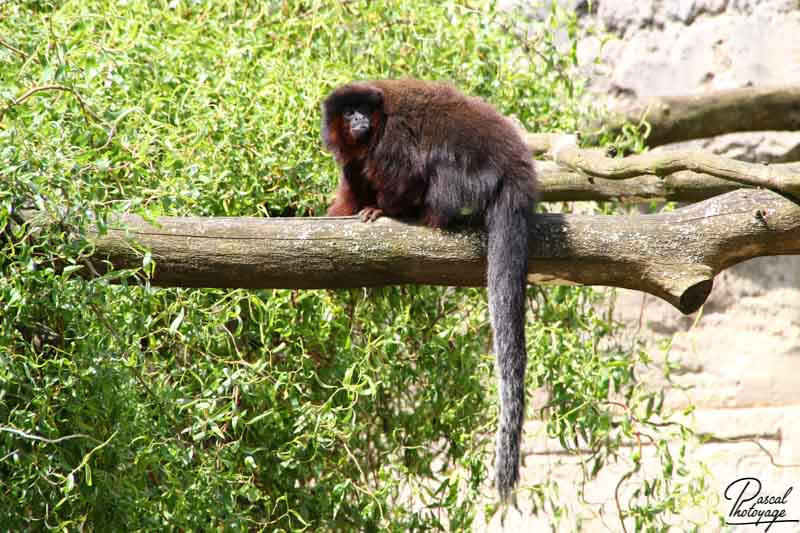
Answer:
322, 83, 384, 158
343, 108, 372, 143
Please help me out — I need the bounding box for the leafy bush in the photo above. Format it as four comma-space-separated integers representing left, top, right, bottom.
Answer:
1, 1, 714, 531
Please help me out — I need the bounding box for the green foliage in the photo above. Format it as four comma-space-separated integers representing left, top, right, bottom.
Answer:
1, 0, 714, 531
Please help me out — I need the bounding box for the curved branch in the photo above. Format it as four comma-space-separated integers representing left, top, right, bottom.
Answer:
21, 189, 800, 315
1, 85, 103, 123
526, 137, 778, 202
592, 86, 800, 147
548, 138, 800, 198
537, 161, 746, 202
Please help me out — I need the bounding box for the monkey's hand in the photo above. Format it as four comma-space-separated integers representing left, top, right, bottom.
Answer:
359, 207, 384, 222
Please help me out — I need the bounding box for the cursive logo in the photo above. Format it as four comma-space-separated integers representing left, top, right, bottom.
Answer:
724, 477, 799, 531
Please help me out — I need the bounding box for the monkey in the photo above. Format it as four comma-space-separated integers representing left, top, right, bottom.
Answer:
321, 79, 536, 500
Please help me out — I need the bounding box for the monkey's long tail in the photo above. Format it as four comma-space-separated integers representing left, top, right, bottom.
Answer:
486, 179, 532, 501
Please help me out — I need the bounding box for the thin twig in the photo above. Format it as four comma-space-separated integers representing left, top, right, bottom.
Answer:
0, 36, 28, 59
67, 430, 118, 478
0, 425, 93, 444
698, 432, 800, 469
615, 469, 635, 533
2, 84, 103, 123
86, 299, 161, 403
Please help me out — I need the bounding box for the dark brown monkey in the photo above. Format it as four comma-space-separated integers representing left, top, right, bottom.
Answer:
322, 79, 536, 499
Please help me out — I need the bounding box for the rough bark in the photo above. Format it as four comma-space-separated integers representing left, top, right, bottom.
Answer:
21, 189, 800, 315
547, 138, 800, 200
531, 139, 800, 203
552, 144, 800, 193
537, 161, 742, 203
587, 85, 800, 148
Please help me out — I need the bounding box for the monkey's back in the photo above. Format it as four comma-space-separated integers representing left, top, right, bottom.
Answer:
370, 79, 533, 179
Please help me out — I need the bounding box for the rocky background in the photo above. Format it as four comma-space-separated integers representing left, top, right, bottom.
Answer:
490, 0, 800, 530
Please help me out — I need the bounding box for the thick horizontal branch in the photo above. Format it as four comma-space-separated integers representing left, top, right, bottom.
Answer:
591, 85, 800, 147
23, 189, 800, 315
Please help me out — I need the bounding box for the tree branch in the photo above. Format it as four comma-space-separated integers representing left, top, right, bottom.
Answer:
548, 137, 800, 200
524, 132, 565, 156
21, 189, 800, 315
537, 161, 747, 203
593, 85, 800, 148
0, 36, 28, 60
529, 133, 800, 203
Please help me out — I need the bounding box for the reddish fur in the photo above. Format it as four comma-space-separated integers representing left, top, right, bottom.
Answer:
325, 117, 343, 154
326, 179, 360, 216
322, 79, 533, 222
323, 104, 383, 216
327, 112, 381, 168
